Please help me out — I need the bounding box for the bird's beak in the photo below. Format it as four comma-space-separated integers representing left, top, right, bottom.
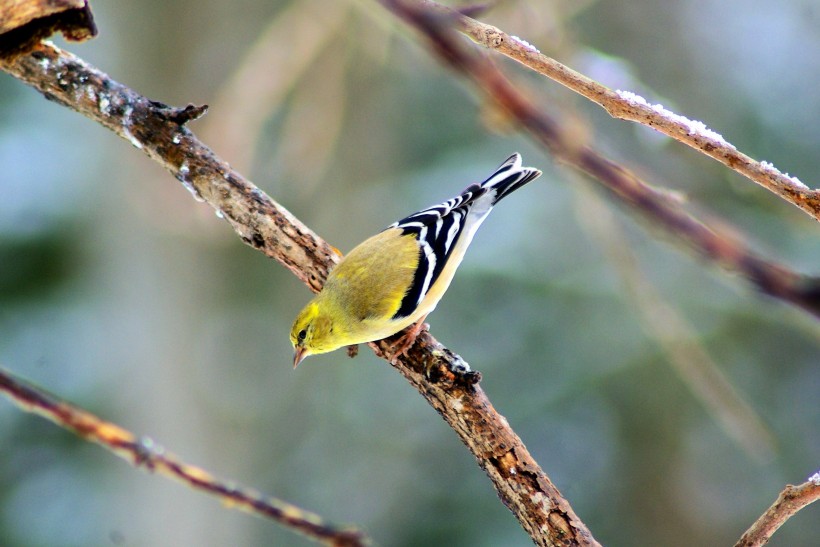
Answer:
293, 346, 308, 369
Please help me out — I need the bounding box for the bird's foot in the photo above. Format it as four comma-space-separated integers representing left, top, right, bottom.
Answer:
387, 320, 429, 364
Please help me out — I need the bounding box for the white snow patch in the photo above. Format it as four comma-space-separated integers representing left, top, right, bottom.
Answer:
451, 354, 471, 373
120, 106, 142, 150
123, 131, 142, 150
510, 35, 540, 54
616, 90, 734, 149
137, 436, 165, 457
172, 134, 181, 144
808, 471, 820, 485
759, 160, 809, 190
98, 95, 111, 115
178, 161, 204, 202
181, 181, 200, 201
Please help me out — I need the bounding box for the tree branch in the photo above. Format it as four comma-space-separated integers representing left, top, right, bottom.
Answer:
0, 41, 598, 546
417, 0, 820, 222
380, 0, 820, 321
735, 473, 820, 547
0, 367, 369, 547
0, 0, 96, 57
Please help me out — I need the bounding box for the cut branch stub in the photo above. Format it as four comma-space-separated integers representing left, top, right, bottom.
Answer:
0, 0, 96, 58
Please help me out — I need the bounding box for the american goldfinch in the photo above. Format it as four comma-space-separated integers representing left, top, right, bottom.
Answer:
291, 153, 541, 367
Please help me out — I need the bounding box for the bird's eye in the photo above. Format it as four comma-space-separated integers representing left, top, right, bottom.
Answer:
297, 329, 307, 342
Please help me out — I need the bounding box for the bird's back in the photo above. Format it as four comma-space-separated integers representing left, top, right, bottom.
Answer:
388, 153, 542, 320
291, 153, 542, 360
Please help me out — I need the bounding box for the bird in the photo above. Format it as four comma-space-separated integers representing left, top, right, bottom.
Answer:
290, 153, 542, 367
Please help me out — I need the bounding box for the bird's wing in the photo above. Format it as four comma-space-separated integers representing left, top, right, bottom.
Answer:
387, 153, 541, 319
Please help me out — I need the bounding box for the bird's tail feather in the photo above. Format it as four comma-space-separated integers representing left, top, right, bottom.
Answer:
481, 153, 542, 205
389, 153, 541, 234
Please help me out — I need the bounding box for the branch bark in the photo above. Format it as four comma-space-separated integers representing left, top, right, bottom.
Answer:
735, 474, 820, 547
381, 0, 820, 321
0, 367, 369, 547
4, 4, 815, 546
418, 0, 820, 221
0, 41, 598, 547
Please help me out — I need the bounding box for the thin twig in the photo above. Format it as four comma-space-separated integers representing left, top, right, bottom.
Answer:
0, 41, 599, 547
735, 473, 820, 547
381, 0, 820, 321
0, 367, 369, 547
418, 0, 820, 221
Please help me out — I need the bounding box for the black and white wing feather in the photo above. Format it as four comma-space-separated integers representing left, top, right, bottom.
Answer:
388, 153, 541, 319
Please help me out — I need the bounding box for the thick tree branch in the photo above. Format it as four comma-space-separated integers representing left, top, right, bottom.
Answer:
0, 41, 598, 546
1, 41, 338, 290
735, 473, 820, 547
381, 0, 820, 321
0, 367, 369, 547
418, 0, 820, 221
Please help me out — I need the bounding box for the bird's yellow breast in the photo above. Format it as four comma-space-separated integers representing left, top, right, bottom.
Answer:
320, 228, 421, 342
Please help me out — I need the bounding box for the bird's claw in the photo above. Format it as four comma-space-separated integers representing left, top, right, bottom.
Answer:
386, 322, 429, 364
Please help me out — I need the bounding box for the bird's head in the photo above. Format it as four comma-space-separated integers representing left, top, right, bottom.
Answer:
290, 302, 336, 367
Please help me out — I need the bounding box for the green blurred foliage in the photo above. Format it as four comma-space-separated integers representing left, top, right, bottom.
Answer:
1, 0, 818, 545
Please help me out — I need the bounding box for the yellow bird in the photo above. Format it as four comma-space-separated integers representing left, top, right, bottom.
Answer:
290, 153, 541, 367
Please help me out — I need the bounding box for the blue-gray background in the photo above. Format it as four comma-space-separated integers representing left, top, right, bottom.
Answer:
1, 1, 818, 545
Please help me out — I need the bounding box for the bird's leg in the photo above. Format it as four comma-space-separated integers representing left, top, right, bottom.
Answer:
346, 344, 359, 359
387, 315, 429, 364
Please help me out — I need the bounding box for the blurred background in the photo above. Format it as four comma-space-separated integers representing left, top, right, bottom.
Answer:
1, 0, 819, 545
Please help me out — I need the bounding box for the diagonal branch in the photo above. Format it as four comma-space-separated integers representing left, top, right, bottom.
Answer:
0, 41, 598, 547
0, 366, 369, 547
381, 0, 820, 321
418, 0, 820, 221
735, 473, 820, 547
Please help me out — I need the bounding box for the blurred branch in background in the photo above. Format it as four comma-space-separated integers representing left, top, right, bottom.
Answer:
382, 0, 820, 321
379, 1, 820, 543
575, 181, 776, 462
0, 367, 370, 547
1, 1, 817, 545
735, 473, 820, 547
0, 35, 598, 547
419, 0, 820, 221
201, 0, 351, 179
